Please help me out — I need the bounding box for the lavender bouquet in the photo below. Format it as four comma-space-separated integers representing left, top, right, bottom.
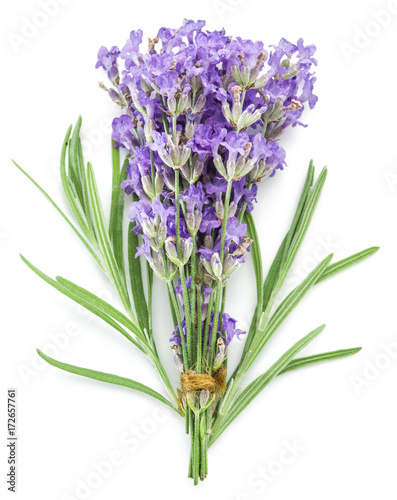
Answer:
15, 20, 378, 484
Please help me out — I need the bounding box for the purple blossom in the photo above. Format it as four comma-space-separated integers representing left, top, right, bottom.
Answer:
220, 314, 246, 346
155, 71, 179, 95
97, 21, 318, 362
96, 46, 120, 80
180, 182, 206, 213
221, 131, 250, 163
112, 115, 135, 153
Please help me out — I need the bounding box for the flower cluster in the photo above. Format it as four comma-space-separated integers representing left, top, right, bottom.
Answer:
96, 20, 317, 364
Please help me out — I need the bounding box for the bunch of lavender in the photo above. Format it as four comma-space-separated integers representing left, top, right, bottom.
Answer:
15, 20, 378, 484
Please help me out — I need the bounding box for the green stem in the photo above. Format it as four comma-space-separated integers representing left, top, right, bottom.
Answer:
193, 408, 200, 484
208, 282, 223, 374
241, 88, 247, 107
146, 350, 179, 409
190, 237, 197, 361
200, 411, 208, 480
150, 148, 156, 199
202, 291, 215, 370
167, 281, 189, 371
179, 264, 193, 367
208, 178, 232, 372
196, 285, 203, 373
261, 118, 268, 138
172, 112, 193, 366
146, 261, 153, 337
219, 179, 233, 264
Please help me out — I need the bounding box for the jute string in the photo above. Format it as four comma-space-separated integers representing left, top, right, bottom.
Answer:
178, 365, 227, 411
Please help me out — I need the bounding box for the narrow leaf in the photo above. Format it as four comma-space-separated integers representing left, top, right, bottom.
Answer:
20, 255, 145, 352
13, 159, 102, 269
210, 324, 326, 444
279, 167, 328, 286
279, 160, 315, 272
110, 159, 129, 278
68, 116, 85, 209
60, 125, 96, 244
250, 254, 333, 367
55, 276, 143, 340
244, 212, 263, 314
86, 162, 134, 321
128, 222, 150, 333
109, 140, 121, 239
316, 247, 379, 284
37, 350, 177, 412
279, 347, 362, 375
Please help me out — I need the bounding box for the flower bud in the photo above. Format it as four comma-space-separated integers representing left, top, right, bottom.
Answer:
164, 238, 182, 266
167, 259, 177, 280
253, 73, 268, 89
171, 345, 184, 373
185, 121, 196, 140
141, 79, 153, 94
189, 75, 202, 93
214, 158, 227, 179
228, 202, 237, 218
237, 109, 261, 131
210, 253, 222, 279
222, 254, 241, 278
142, 220, 157, 238
226, 160, 236, 179
144, 119, 156, 142
154, 172, 164, 195
192, 161, 204, 183
176, 93, 190, 116
193, 94, 206, 114
142, 175, 155, 199
150, 254, 168, 281
157, 225, 167, 248
232, 101, 242, 123
221, 101, 232, 122
234, 158, 254, 179
108, 89, 121, 104
215, 199, 224, 220
200, 390, 210, 407
213, 339, 226, 372
167, 95, 177, 115
180, 238, 193, 265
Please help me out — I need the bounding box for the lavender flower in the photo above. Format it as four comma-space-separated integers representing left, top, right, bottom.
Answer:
96, 18, 317, 385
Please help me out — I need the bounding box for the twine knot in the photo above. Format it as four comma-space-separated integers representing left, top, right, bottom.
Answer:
178, 366, 226, 411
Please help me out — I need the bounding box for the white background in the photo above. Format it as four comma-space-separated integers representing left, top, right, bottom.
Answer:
1, 0, 397, 499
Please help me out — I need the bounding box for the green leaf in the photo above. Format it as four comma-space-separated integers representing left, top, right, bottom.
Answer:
232, 165, 321, 381
262, 235, 288, 311
248, 253, 333, 369
278, 347, 362, 375
86, 162, 135, 322
128, 222, 150, 333
278, 166, 327, 290
210, 324, 326, 444
12, 158, 103, 269
60, 124, 97, 245
55, 276, 144, 340
20, 255, 144, 352
37, 349, 177, 412
279, 160, 315, 274
110, 159, 129, 279
316, 247, 379, 284
68, 116, 85, 210
244, 212, 263, 314
69, 117, 94, 234
109, 140, 121, 240
146, 260, 154, 335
